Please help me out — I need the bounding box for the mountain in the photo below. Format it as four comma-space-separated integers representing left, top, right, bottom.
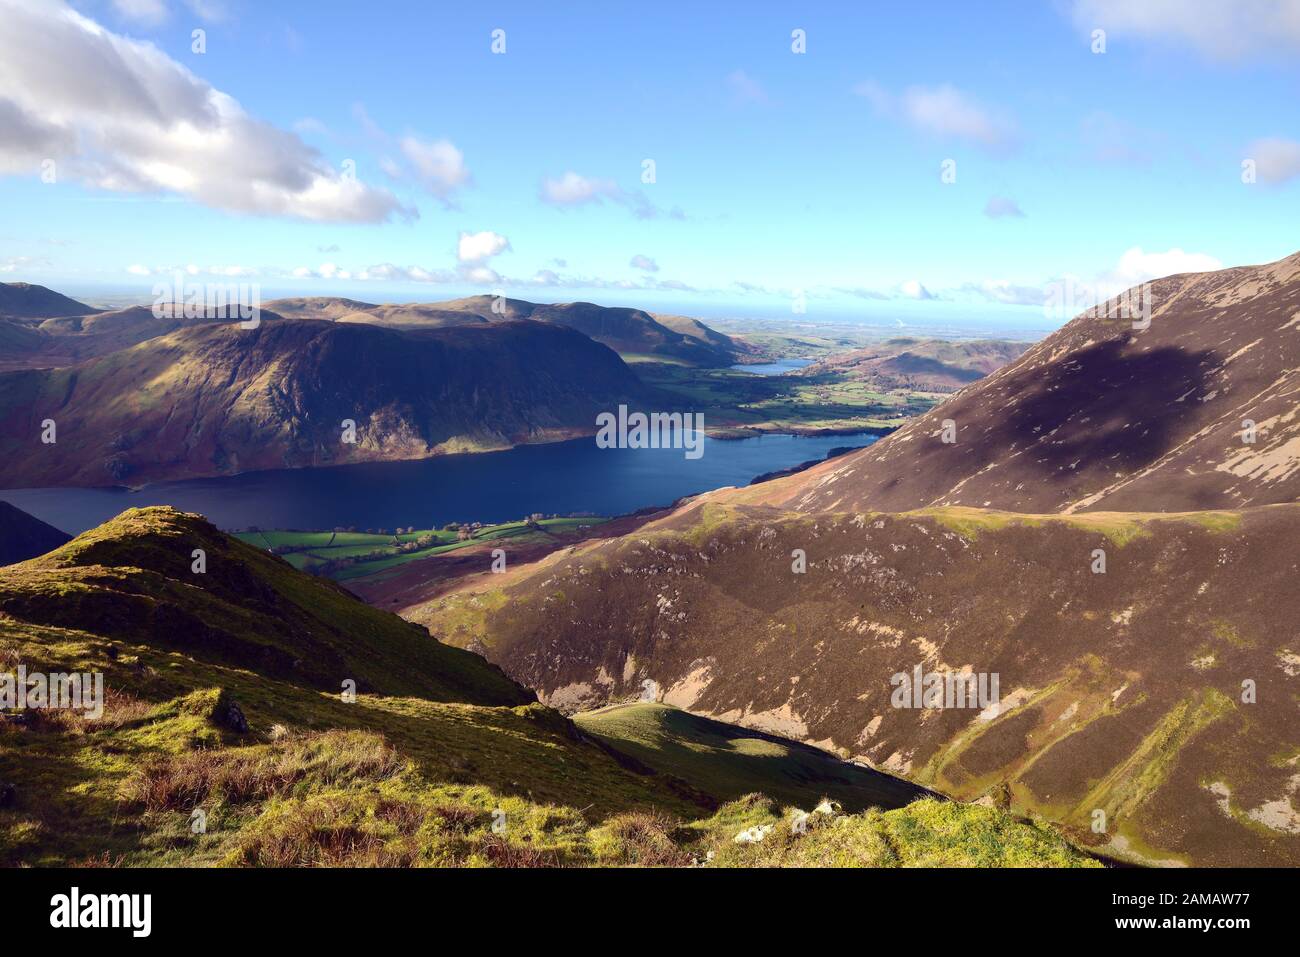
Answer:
413, 497, 1300, 866
0, 282, 95, 319
266, 295, 742, 366
0, 500, 70, 564
0, 318, 648, 487
408, 253, 1300, 867
765, 252, 1300, 515
652, 313, 753, 356
797, 338, 1031, 394
0, 507, 1092, 867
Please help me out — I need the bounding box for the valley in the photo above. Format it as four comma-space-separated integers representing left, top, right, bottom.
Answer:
402, 252, 1300, 868
0, 283, 1029, 492
0, 506, 1095, 868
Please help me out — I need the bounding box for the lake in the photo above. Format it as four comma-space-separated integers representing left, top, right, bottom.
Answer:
730, 358, 814, 375
1, 431, 878, 535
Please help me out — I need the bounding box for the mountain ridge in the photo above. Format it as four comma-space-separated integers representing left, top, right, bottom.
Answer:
0, 318, 649, 487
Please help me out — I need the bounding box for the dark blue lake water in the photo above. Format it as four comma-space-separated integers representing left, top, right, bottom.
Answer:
2, 431, 877, 535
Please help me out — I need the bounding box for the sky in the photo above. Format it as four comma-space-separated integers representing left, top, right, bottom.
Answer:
1, 0, 1298, 333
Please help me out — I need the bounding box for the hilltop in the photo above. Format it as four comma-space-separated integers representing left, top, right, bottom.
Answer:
763, 252, 1300, 514
0, 282, 95, 320
266, 294, 745, 366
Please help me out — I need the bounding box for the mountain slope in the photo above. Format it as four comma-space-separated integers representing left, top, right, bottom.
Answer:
0, 500, 70, 565
0, 507, 1092, 867
0, 318, 648, 487
413, 497, 1300, 866
761, 251, 1300, 514
0, 282, 95, 319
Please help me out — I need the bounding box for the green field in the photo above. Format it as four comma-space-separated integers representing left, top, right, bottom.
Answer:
638, 361, 926, 435
236, 517, 605, 582
575, 702, 925, 812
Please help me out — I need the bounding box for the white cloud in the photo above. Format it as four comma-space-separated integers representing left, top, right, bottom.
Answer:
112, 0, 168, 23
900, 85, 1018, 152
457, 230, 510, 264
112, 0, 226, 23
854, 80, 1018, 153
629, 254, 658, 272
1071, 0, 1300, 60
538, 171, 683, 220
1, 255, 49, 273
0, 0, 413, 223
126, 263, 152, 276
898, 280, 937, 300
1106, 247, 1222, 286
984, 196, 1025, 218
1246, 137, 1300, 185
399, 136, 471, 201
964, 279, 1045, 306
540, 171, 622, 206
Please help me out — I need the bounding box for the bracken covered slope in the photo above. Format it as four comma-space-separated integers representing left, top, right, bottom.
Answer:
413, 497, 1300, 866
761, 252, 1300, 514
0, 318, 647, 486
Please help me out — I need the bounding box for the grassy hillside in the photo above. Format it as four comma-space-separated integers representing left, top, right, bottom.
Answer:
0, 507, 1095, 867
413, 499, 1300, 867
576, 702, 926, 811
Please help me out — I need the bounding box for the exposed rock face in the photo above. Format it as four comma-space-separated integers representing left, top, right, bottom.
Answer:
0, 318, 648, 487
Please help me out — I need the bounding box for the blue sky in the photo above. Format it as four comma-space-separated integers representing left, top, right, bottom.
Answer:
1, 0, 1298, 331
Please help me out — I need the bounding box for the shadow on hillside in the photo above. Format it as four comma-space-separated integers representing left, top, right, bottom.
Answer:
997, 339, 1218, 478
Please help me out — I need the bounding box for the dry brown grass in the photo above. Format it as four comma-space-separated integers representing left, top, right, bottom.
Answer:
126, 729, 403, 811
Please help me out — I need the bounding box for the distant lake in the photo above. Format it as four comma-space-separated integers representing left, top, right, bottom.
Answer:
2, 431, 878, 535
731, 358, 814, 376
